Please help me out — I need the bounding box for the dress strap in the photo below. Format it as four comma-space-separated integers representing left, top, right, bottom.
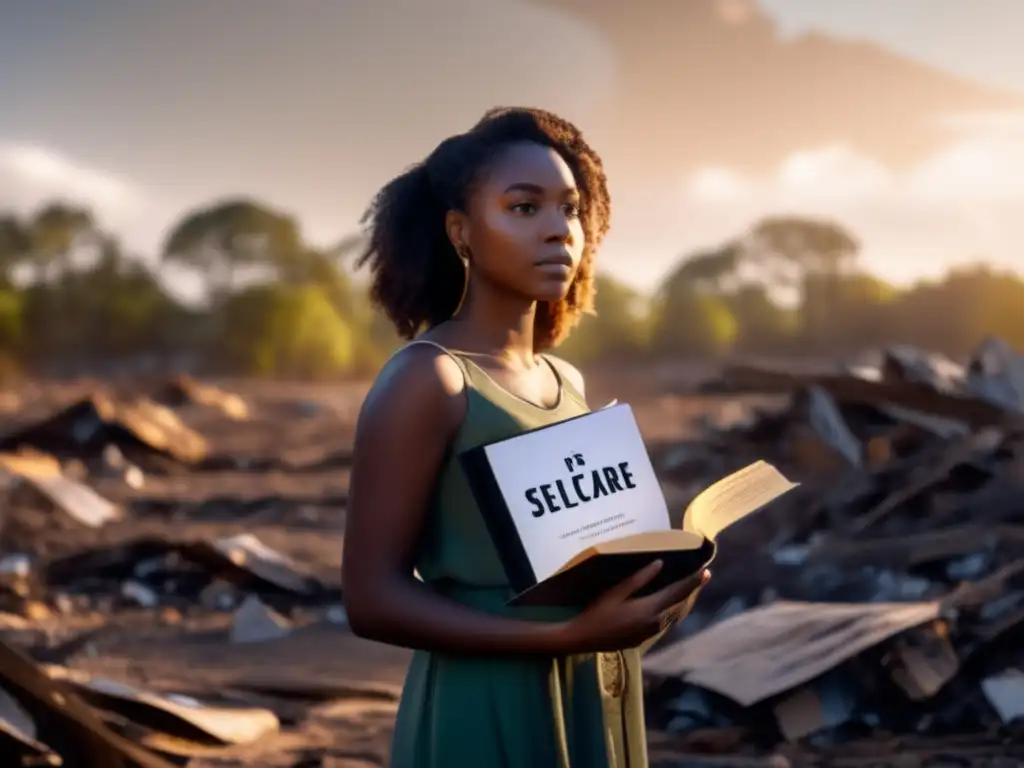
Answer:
548, 661, 572, 768
396, 339, 471, 380
549, 652, 644, 768
540, 354, 587, 407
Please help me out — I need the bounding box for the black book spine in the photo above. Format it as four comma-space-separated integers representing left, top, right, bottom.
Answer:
458, 446, 537, 593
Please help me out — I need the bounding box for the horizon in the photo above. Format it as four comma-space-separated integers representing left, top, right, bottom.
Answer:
3, 0, 1024, 301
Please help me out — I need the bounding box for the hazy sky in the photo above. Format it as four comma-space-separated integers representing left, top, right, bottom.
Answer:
2, 0, 1024, 298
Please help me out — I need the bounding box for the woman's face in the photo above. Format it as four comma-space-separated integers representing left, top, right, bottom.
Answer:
459, 142, 585, 303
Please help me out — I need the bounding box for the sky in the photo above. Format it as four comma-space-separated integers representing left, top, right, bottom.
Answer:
2, 0, 1024, 299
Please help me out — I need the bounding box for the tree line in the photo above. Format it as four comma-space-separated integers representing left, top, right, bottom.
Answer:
0, 199, 1020, 381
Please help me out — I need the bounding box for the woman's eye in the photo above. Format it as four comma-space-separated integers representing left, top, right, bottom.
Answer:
563, 203, 580, 218
510, 202, 537, 214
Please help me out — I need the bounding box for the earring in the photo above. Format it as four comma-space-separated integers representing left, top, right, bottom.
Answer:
456, 243, 471, 262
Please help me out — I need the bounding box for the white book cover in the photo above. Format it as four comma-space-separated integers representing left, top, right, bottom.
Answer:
476, 404, 669, 584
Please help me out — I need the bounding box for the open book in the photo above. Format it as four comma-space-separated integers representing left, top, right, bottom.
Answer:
509, 460, 797, 606
458, 403, 798, 607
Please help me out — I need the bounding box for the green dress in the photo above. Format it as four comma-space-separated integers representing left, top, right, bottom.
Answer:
388, 341, 651, 768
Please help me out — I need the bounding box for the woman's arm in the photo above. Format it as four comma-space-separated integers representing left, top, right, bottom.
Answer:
343, 346, 709, 657
341, 346, 576, 656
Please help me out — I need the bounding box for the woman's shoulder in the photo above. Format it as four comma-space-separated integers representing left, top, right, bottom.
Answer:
359, 341, 468, 433
370, 341, 467, 399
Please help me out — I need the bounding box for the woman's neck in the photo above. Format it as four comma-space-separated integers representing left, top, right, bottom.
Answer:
451, 284, 538, 362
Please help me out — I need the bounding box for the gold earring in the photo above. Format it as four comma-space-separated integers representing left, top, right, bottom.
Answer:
456, 243, 471, 262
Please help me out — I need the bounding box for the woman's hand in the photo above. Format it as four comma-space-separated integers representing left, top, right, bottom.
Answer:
560, 561, 710, 654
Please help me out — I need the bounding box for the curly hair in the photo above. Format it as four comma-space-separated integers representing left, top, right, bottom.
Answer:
356, 107, 611, 350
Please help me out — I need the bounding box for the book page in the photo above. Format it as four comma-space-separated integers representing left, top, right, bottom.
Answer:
683, 461, 798, 541
482, 404, 671, 583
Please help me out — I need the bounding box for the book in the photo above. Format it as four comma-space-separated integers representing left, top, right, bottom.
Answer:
458, 403, 798, 607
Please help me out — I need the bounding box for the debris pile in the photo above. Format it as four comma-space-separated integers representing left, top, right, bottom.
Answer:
0, 636, 282, 767
41, 531, 340, 615
0, 392, 208, 468
643, 340, 1024, 766
157, 373, 250, 421
6, 349, 1024, 766
0, 377, 361, 766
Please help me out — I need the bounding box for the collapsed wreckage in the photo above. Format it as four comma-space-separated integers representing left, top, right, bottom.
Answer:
640, 337, 1024, 766
0, 377, 359, 767
0, 347, 1023, 766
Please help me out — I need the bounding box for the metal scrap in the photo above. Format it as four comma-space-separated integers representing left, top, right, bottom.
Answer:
646, 338, 1024, 763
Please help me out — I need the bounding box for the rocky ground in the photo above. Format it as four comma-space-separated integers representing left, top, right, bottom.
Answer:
0, 366, 770, 767
1, 346, 1022, 767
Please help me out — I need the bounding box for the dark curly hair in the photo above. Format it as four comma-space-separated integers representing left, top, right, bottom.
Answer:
356, 107, 611, 350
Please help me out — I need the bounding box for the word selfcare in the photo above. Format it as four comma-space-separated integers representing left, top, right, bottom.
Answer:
523, 453, 637, 518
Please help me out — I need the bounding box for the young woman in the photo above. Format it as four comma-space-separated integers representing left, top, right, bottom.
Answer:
343, 107, 709, 768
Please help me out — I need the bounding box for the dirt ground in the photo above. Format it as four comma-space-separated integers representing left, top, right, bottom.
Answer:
0, 364, 768, 767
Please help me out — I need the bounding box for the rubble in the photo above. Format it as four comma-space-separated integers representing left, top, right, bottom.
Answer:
156, 374, 250, 421
0, 392, 208, 467
40, 532, 340, 616
643, 339, 1024, 765
4, 349, 1024, 766
0, 378, 377, 766
0, 451, 121, 530
230, 595, 293, 644
62, 671, 281, 751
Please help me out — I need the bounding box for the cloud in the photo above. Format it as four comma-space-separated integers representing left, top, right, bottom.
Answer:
934, 111, 1024, 138
685, 168, 753, 203
603, 131, 1024, 290
0, 142, 175, 258
4, 132, 1024, 300
681, 134, 1024, 208
0, 143, 140, 212
908, 136, 1024, 203
774, 146, 891, 202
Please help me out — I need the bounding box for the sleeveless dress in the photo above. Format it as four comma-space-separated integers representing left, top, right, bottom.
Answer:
387, 342, 652, 768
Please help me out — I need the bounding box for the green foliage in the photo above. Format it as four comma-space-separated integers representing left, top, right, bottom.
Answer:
750, 216, 860, 277
220, 284, 355, 379
723, 285, 797, 351
557, 275, 649, 364
666, 243, 743, 293
30, 203, 95, 260
650, 285, 738, 357
0, 198, 1022, 379
0, 215, 30, 282
883, 264, 1024, 356
162, 199, 305, 298
0, 288, 23, 351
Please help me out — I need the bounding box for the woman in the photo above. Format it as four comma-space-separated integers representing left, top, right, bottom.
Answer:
343, 107, 709, 768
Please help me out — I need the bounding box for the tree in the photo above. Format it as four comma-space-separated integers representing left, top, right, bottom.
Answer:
723, 284, 797, 353
16, 234, 188, 369
802, 271, 898, 351
162, 199, 305, 301
651, 242, 747, 357
745, 216, 860, 347
749, 216, 860, 278
667, 242, 743, 293
81, 240, 186, 359
649, 284, 737, 357
0, 287, 22, 382
557, 274, 650, 363
0, 214, 30, 285
27, 202, 99, 282
219, 284, 356, 379
0, 288, 23, 351
888, 264, 1024, 356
